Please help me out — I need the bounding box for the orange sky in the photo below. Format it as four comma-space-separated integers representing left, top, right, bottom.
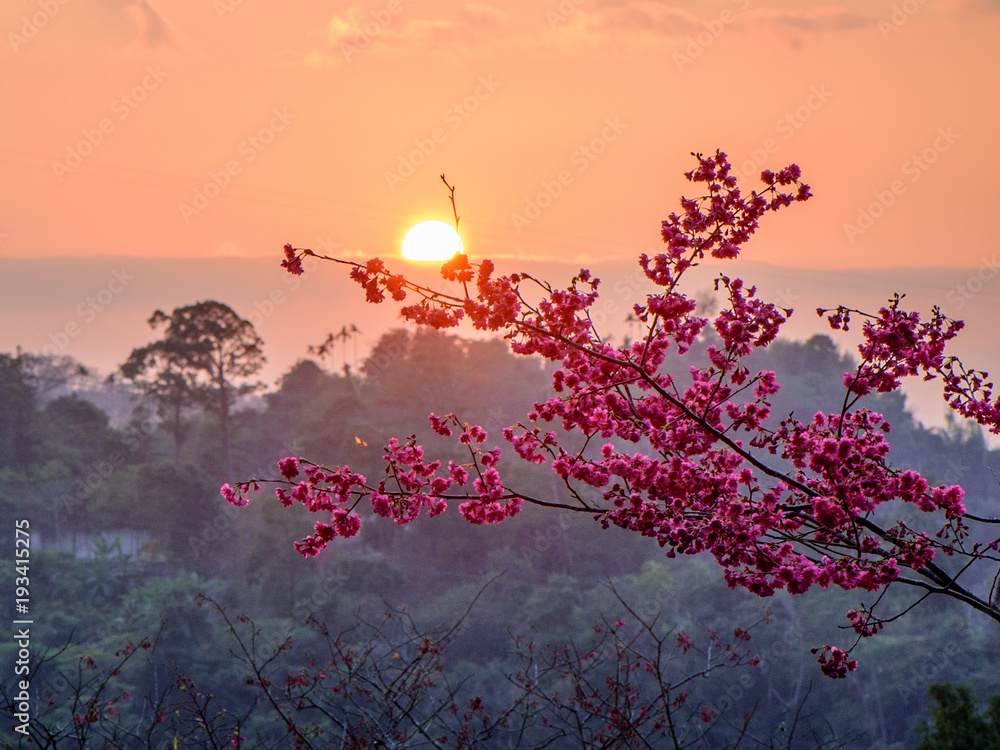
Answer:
2, 0, 998, 268
2, 1, 999, 438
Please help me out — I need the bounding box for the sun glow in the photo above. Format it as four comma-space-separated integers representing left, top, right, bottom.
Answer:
401, 220, 464, 261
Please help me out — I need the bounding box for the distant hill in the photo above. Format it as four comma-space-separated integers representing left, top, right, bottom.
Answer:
3, 254, 997, 439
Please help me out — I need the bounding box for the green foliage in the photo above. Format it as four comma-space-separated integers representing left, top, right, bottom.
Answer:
0, 353, 39, 468
3, 329, 1000, 746
39, 395, 121, 468
114, 460, 217, 563
915, 683, 1000, 750
363, 327, 548, 425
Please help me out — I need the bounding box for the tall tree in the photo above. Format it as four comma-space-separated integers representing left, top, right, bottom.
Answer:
0, 353, 39, 468
121, 340, 204, 462
122, 301, 264, 477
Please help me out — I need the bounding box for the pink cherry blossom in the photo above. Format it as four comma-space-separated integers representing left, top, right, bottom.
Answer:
224, 150, 1000, 677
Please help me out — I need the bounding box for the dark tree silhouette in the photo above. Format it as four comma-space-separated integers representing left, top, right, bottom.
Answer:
0, 353, 39, 468
122, 301, 264, 477
121, 340, 203, 462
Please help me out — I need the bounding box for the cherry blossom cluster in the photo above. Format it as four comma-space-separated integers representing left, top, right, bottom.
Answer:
820, 297, 1000, 435
811, 645, 858, 679
222, 412, 528, 556
227, 150, 1000, 676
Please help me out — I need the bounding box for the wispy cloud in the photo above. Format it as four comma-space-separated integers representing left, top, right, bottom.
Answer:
584, 4, 707, 36
283, 2, 867, 67
747, 6, 869, 33
579, 3, 868, 39
284, 3, 514, 67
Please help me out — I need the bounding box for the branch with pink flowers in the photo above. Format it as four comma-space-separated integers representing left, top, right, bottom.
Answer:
224, 151, 1000, 677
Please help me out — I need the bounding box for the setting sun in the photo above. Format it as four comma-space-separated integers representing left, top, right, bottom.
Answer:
401, 220, 464, 261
